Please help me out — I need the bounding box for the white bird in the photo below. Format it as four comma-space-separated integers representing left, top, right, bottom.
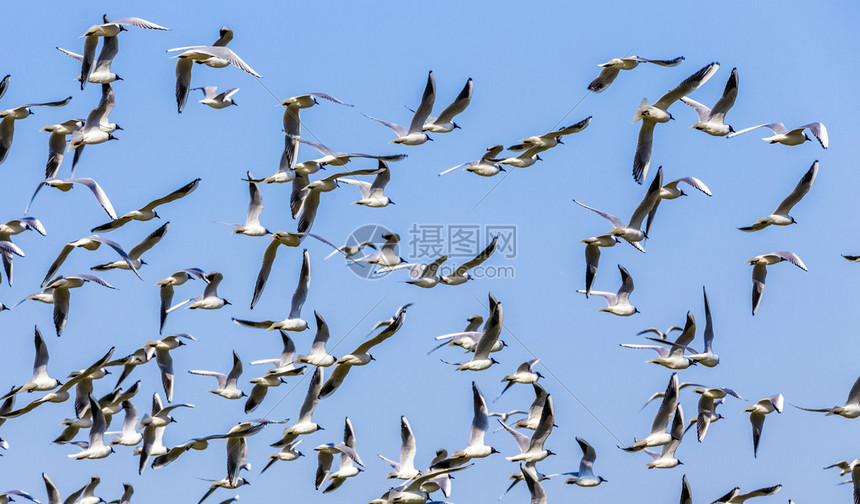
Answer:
588, 55, 684, 93
272, 366, 324, 446
746, 252, 807, 315
497, 359, 542, 400
574, 166, 664, 250
493, 151, 542, 168
138, 393, 194, 473
157, 267, 206, 333
623, 373, 679, 451
680, 67, 739, 136
364, 71, 435, 145
320, 304, 408, 397
171, 271, 231, 311
189, 351, 245, 400
46, 274, 115, 336
645, 174, 712, 237
279, 92, 353, 178
824, 458, 860, 476
686, 286, 720, 367
580, 233, 618, 297
27, 177, 117, 220
728, 121, 828, 148
369, 465, 472, 504
58, 34, 122, 84
79, 15, 169, 87
365, 232, 406, 268
68, 395, 113, 459
261, 439, 304, 473
0, 241, 25, 288
0, 490, 37, 504
235, 249, 310, 328
192, 87, 239, 109
2, 326, 60, 398
340, 160, 395, 207
498, 394, 555, 462
324, 240, 377, 260
314, 417, 364, 493
507, 116, 592, 154
739, 160, 818, 232
442, 294, 502, 371
252, 330, 307, 378
169, 27, 260, 113
91, 178, 200, 232
143, 333, 196, 401
712, 484, 782, 503
378, 416, 419, 480
0, 95, 73, 165
521, 462, 547, 504
578, 264, 638, 316
429, 315, 507, 355
621, 311, 697, 369
557, 437, 607, 487
793, 375, 860, 418
642, 404, 684, 468
107, 400, 142, 446
91, 222, 169, 272
440, 237, 498, 285
632, 62, 719, 183
67, 84, 120, 151
637, 325, 683, 341
743, 394, 784, 457
63, 475, 104, 504
423, 77, 472, 132
294, 312, 337, 367
378, 255, 447, 288
692, 387, 742, 442
41, 119, 84, 179
446, 382, 499, 463
439, 145, 505, 177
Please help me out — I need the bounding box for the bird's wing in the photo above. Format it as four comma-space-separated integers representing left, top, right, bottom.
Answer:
653, 62, 719, 110
498, 419, 530, 452
361, 113, 406, 137
289, 250, 310, 320
434, 78, 472, 124
679, 97, 710, 123
588, 66, 620, 93
675, 177, 712, 196
573, 199, 623, 228
111, 17, 170, 30
339, 178, 373, 199
771, 251, 808, 271
175, 59, 192, 113
728, 122, 787, 138
189, 369, 227, 389
93, 36, 119, 75
318, 364, 351, 398
651, 373, 679, 434
128, 222, 169, 260
176, 46, 260, 77
71, 178, 117, 219
297, 367, 323, 423
801, 122, 829, 148
408, 71, 436, 134
615, 264, 635, 303
773, 160, 818, 215
632, 120, 656, 184
141, 178, 201, 211
251, 241, 280, 309
468, 382, 489, 447
628, 166, 663, 229
709, 67, 738, 122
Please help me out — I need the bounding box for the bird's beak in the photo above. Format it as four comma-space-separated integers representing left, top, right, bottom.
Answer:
557, 139, 564, 145
389, 200, 396, 205
427, 136, 434, 141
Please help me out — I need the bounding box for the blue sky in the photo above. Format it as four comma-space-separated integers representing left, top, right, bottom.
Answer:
1, 1, 858, 503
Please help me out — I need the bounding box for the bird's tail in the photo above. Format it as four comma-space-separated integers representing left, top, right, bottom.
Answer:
632, 98, 650, 123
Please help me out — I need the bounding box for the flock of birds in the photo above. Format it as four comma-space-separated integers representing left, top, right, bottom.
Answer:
0, 12, 854, 504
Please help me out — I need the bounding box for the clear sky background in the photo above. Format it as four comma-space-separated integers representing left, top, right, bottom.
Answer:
1, 1, 858, 503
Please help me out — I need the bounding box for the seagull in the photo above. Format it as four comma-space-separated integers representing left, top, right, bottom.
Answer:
261, 440, 304, 473
378, 416, 419, 480
0, 490, 38, 504
677, 475, 693, 504
189, 351, 245, 400
0, 241, 25, 288
728, 121, 828, 148
743, 394, 784, 457
378, 255, 447, 288
79, 15, 169, 88
623, 373, 679, 451
46, 274, 115, 336
439, 145, 505, 177
442, 293, 503, 371
512, 384, 550, 431
746, 252, 807, 315
637, 325, 683, 341
314, 417, 364, 493
339, 160, 395, 207
0, 95, 73, 165
272, 366, 324, 447
2, 326, 61, 398
440, 236, 498, 285
429, 315, 506, 355
445, 382, 499, 464
27, 178, 117, 220
107, 400, 142, 446
157, 268, 206, 333
58, 34, 122, 84
711, 484, 782, 503
91, 178, 200, 232
278, 93, 353, 178
294, 312, 337, 367
642, 404, 685, 468
579, 234, 618, 297
319, 304, 408, 397
422, 77, 472, 132
508, 116, 592, 155
324, 240, 377, 260
170, 271, 231, 311
739, 161, 818, 232
793, 375, 860, 418
41, 119, 84, 179
251, 330, 307, 378
574, 166, 664, 251
369, 465, 472, 504
620, 311, 697, 369
169, 27, 260, 113
143, 333, 196, 401
692, 387, 742, 442
68, 395, 113, 459
497, 359, 542, 400
492, 151, 541, 168
521, 462, 547, 504
138, 392, 194, 473
498, 394, 555, 462
556, 437, 607, 487
365, 232, 406, 268
192, 87, 239, 109
632, 62, 719, 183
686, 286, 720, 367
645, 174, 713, 238
578, 264, 639, 316
824, 458, 860, 476
364, 71, 435, 145
588, 55, 684, 93
680, 67, 739, 136
91, 222, 169, 273
67, 84, 119, 152
235, 249, 310, 327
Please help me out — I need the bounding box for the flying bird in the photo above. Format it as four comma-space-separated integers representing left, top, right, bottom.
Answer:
438, 145, 505, 177
235, 249, 310, 327
746, 251, 807, 315
91, 222, 170, 273
364, 71, 435, 145
192, 87, 239, 109
27, 177, 117, 220
189, 350, 246, 400
508, 116, 592, 154
588, 55, 684, 93
577, 264, 639, 316
793, 375, 860, 418
738, 160, 818, 232
680, 67, 739, 136
728, 121, 828, 148
79, 15, 169, 87
91, 178, 200, 232
1, 95, 73, 165
422, 77, 472, 132
743, 394, 784, 457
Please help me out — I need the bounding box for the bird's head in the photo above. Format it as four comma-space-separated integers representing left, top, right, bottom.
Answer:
680, 190, 688, 197
491, 357, 500, 365
557, 138, 565, 145
369, 354, 376, 361
426, 136, 434, 142
498, 166, 506, 172
728, 125, 735, 133
108, 134, 119, 141
791, 217, 798, 225
231, 100, 238, 107
535, 155, 543, 162
668, 113, 675, 120
119, 26, 128, 32
453, 122, 461, 130
547, 450, 557, 456
536, 371, 545, 379
599, 476, 608, 483
224, 300, 232, 306
115, 75, 124, 81
634, 308, 640, 314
